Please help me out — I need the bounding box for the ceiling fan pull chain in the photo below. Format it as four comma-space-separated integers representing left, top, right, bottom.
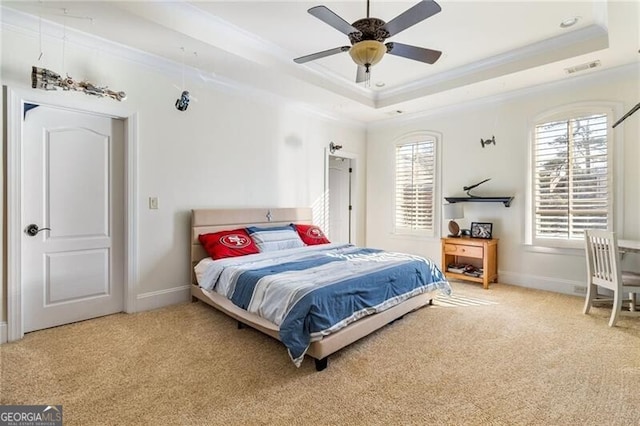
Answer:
364, 64, 371, 88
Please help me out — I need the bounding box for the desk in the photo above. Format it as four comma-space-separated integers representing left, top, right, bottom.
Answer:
619, 240, 640, 311
619, 239, 640, 253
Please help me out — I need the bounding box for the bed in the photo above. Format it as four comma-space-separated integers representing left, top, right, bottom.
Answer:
190, 208, 451, 371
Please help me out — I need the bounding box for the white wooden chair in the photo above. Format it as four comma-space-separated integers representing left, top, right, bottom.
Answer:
583, 230, 640, 327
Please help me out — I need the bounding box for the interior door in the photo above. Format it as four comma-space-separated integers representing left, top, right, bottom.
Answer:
328, 155, 351, 243
22, 104, 124, 333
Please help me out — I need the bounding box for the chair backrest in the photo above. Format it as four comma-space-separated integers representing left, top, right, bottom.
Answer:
584, 230, 622, 292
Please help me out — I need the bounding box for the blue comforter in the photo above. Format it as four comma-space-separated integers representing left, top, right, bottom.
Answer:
198, 244, 451, 366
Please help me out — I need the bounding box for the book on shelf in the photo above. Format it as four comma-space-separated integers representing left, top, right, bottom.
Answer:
447, 263, 467, 273
463, 265, 483, 277
447, 264, 484, 277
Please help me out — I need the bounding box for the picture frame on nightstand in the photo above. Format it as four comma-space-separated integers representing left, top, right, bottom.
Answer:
471, 222, 493, 239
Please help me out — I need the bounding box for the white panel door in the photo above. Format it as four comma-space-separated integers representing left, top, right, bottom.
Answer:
22, 104, 124, 333
328, 156, 351, 243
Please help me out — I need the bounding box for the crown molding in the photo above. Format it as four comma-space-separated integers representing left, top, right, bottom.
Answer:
375, 24, 609, 108
368, 62, 639, 129
0, 6, 365, 128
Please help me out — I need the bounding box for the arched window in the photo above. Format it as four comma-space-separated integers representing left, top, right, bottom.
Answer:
394, 132, 439, 236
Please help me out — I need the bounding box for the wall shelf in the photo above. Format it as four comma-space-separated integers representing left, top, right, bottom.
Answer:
444, 196, 514, 207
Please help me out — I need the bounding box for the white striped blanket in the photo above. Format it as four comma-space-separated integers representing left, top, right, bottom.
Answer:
197, 244, 451, 366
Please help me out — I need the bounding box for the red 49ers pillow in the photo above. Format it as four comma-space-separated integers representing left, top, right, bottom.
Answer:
292, 224, 331, 246
199, 229, 260, 260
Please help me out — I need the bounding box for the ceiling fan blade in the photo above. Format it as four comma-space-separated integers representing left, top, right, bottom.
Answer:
308, 6, 361, 36
386, 42, 442, 64
294, 46, 350, 64
356, 65, 366, 83
383, 0, 442, 37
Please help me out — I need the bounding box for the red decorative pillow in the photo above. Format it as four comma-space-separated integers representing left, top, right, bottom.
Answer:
199, 229, 260, 260
293, 224, 331, 245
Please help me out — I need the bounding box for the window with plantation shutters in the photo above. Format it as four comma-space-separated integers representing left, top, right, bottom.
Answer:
395, 138, 436, 234
532, 112, 611, 244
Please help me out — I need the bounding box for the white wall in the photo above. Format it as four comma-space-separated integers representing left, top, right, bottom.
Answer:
0, 11, 367, 322
366, 64, 640, 295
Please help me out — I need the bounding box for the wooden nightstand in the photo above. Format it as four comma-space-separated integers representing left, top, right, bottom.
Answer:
441, 236, 498, 289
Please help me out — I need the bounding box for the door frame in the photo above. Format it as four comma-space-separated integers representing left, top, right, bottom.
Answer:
5, 86, 139, 341
324, 147, 358, 244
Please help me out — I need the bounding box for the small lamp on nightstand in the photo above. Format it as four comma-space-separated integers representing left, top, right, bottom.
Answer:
443, 203, 464, 237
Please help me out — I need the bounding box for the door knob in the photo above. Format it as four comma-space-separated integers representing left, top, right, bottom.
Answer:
24, 224, 51, 237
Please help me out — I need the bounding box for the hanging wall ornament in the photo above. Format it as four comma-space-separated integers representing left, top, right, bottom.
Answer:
30, 6, 124, 101
175, 90, 190, 111
480, 136, 495, 148
31, 66, 127, 101
174, 46, 191, 111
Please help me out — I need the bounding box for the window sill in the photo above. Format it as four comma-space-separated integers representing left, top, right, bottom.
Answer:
390, 232, 437, 241
522, 244, 584, 257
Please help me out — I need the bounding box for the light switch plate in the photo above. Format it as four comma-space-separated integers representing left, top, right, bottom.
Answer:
149, 197, 159, 209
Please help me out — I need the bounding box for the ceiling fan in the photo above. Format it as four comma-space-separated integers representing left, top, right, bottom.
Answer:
293, 0, 443, 85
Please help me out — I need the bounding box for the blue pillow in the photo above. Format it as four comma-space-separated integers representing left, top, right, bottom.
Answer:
246, 224, 305, 252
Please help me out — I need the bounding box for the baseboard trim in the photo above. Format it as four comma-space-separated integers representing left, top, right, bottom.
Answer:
0, 321, 7, 344
136, 285, 191, 312
498, 271, 586, 297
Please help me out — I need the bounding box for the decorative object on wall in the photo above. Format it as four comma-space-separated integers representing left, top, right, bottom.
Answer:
329, 142, 343, 153
445, 195, 514, 207
445, 178, 514, 207
471, 222, 493, 239
480, 136, 495, 148
175, 47, 191, 112
612, 102, 639, 128
175, 91, 190, 111
443, 203, 464, 237
293, 0, 443, 86
173, 48, 203, 112
31, 66, 126, 101
464, 178, 491, 197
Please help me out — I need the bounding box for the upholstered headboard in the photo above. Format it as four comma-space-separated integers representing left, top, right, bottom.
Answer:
190, 208, 313, 284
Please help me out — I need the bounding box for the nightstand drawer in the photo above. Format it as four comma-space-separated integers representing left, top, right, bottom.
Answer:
443, 244, 483, 258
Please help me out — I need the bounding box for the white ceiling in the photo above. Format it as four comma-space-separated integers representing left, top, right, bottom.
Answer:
3, 1, 639, 122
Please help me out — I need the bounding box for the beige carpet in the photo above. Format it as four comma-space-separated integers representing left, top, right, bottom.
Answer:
2, 281, 640, 425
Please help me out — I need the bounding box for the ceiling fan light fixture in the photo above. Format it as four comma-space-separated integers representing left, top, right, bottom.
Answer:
349, 40, 386, 67
297, 1, 443, 85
